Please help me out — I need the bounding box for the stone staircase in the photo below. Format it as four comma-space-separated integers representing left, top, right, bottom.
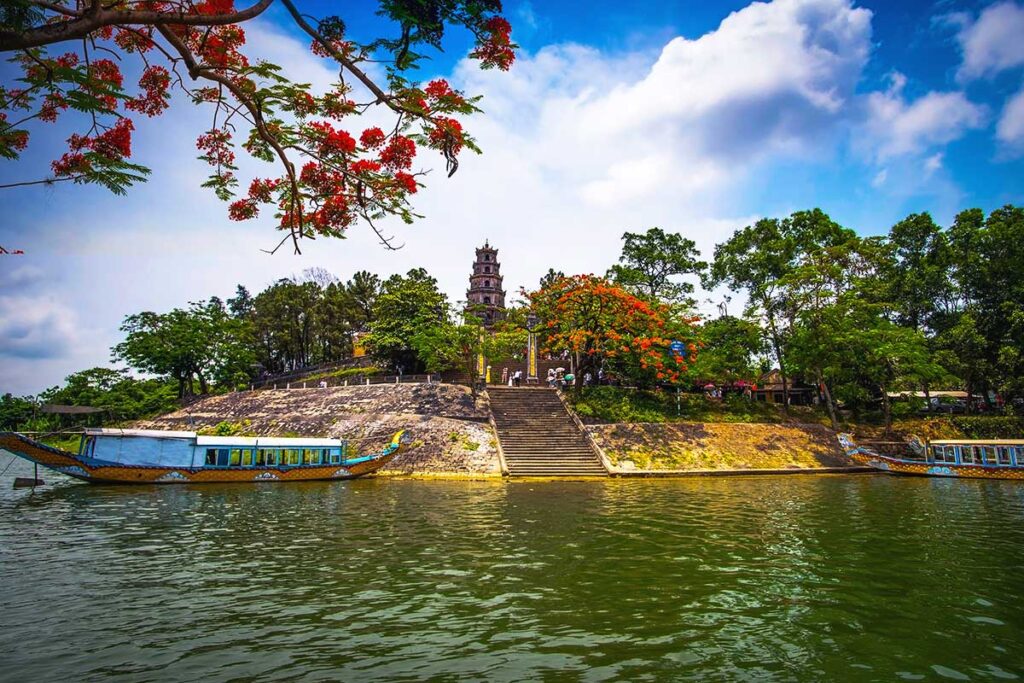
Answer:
488, 387, 608, 477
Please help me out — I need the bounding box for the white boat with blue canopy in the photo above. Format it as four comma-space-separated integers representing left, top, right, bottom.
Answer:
0, 427, 407, 484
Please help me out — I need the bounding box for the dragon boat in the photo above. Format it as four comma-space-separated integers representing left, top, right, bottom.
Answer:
0, 428, 407, 485
838, 433, 1024, 481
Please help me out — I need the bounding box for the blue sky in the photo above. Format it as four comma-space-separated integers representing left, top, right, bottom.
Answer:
2, 0, 1024, 395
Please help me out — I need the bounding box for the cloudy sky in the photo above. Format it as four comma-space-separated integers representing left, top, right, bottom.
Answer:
2, 0, 1023, 395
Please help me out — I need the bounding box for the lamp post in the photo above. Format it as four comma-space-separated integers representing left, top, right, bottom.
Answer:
526, 312, 540, 384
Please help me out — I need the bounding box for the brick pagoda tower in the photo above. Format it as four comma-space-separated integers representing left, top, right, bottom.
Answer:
466, 241, 506, 326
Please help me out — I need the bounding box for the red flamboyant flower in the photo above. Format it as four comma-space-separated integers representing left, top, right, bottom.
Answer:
471, 16, 515, 71
395, 171, 417, 194
379, 135, 416, 170
229, 198, 258, 221
359, 127, 385, 149
196, 128, 234, 166
428, 117, 464, 156
39, 93, 68, 122
350, 159, 382, 174
424, 79, 453, 100
308, 121, 356, 155
247, 177, 279, 202
51, 152, 90, 176
125, 66, 171, 117
194, 0, 234, 16
424, 79, 466, 107
93, 118, 134, 159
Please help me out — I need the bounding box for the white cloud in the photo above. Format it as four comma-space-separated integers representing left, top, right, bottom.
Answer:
862, 73, 986, 159
924, 152, 944, 174
0, 295, 79, 360
956, 1, 1024, 80
871, 168, 888, 187
996, 84, 1024, 154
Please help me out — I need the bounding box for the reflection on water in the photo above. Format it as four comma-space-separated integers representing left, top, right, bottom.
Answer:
1, 457, 1023, 681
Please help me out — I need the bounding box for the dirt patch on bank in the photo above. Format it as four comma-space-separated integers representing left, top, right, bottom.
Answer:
587, 422, 852, 471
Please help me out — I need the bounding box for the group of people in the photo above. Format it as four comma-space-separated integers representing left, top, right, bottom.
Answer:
546, 368, 576, 389
500, 367, 525, 387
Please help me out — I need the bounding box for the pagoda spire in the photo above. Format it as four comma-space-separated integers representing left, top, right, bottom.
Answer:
465, 242, 506, 326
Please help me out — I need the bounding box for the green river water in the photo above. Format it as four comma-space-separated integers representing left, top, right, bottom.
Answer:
1, 462, 1023, 682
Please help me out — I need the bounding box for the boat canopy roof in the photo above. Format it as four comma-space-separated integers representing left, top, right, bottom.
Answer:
195, 436, 341, 447
930, 439, 1024, 445
85, 427, 195, 439
84, 428, 343, 447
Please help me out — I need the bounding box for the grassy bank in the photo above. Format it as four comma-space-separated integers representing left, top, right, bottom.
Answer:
569, 387, 1022, 438
855, 415, 1024, 441
567, 386, 821, 424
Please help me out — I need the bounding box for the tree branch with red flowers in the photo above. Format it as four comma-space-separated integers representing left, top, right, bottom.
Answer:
0, 0, 517, 253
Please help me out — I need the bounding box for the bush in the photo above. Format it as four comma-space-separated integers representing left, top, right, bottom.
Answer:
569, 386, 788, 424
950, 416, 1024, 439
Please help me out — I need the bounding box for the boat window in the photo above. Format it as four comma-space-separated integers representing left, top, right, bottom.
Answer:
302, 448, 321, 465
996, 447, 1012, 466
205, 448, 231, 467
981, 446, 997, 465
241, 449, 254, 467
257, 449, 279, 466
330, 451, 341, 465
932, 446, 952, 463
229, 449, 243, 466
960, 446, 978, 464
284, 449, 300, 466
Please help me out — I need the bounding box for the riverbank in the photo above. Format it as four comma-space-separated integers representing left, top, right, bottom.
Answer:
586, 421, 855, 474
121, 384, 864, 478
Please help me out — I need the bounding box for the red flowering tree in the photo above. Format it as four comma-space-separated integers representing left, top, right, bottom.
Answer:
528, 274, 700, 393
0, 0, 516, 252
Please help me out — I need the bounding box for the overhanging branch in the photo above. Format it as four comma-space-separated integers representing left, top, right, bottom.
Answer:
1, 0, 274, 51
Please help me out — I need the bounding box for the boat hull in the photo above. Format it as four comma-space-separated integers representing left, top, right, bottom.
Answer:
0, 432, 401, 485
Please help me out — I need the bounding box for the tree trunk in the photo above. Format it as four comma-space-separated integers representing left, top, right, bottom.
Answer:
965, 375, 973, 415
923, 383, 931, 414
881, 384, 893, 437
198, 373, 209, 395
817, 369, 839, 431
766, 319, 789, 415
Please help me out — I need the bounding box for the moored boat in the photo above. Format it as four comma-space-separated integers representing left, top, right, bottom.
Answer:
0, 428, 408, 484
838, 433, 1024, 480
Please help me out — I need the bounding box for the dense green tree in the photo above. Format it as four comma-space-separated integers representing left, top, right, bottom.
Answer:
539, 269, 566, 291
40, 367, 179, 425
609, 227, 706, 305
882, 212, 951, 332
227, 285, 255, 319
366, 268, 450, 373
250, 279, 323, 372
687, 316, 765, 384
114, 298, 255, 396
709, 209, 851, 412
0, 393, 35, 430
